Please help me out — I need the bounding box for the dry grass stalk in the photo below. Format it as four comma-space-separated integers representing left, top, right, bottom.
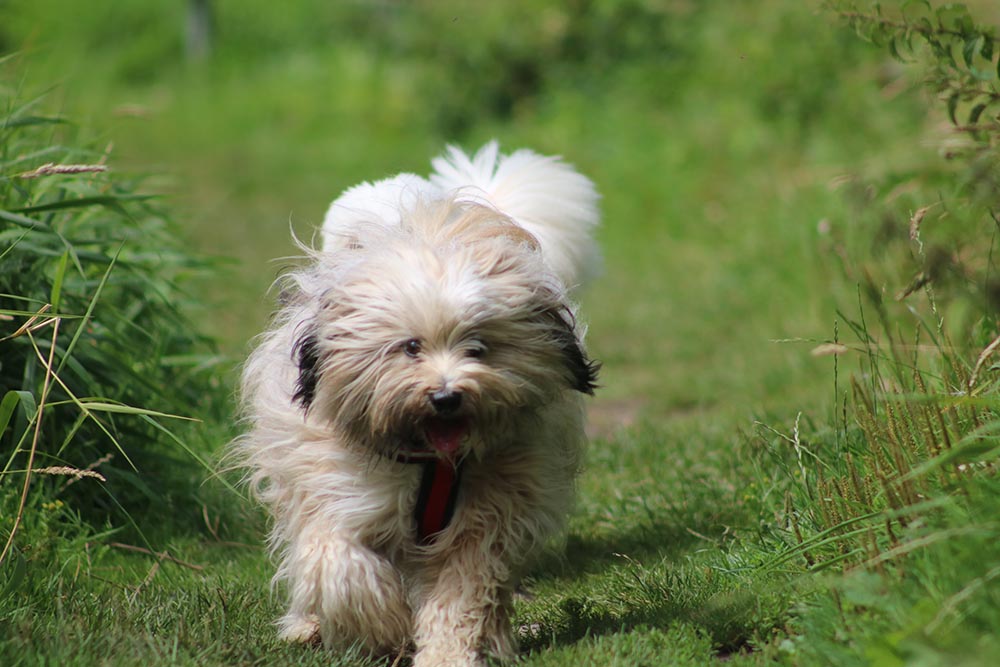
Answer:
909, 205, 932, 242
913, 372, 942, 456
885, 403, 919, 506
815, 475, 835, 536
833, 477, 854, 509
847, 454, 871, 507
60, 453, 114, 491
866, 527, 889, 576
109, 542, 204, 571
19, 163, 108, 179
0, 316, 61, 567
785, 491, 813, 567
968, 332, 1000, 393
811, 342, 850, 357
1, 304, 54, 342
390, 643, 408, 667
129, 558, 162, 603
35, 466, 107, 482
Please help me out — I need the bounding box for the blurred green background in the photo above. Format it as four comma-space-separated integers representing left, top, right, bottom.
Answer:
5, 0, 951, 425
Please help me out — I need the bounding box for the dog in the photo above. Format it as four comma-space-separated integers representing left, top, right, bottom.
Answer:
236, 142, 600, 666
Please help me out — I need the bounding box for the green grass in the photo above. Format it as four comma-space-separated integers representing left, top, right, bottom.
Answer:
3, 0, 1000, 665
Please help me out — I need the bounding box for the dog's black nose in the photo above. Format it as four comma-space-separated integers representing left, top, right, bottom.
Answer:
430, 389, 462, 414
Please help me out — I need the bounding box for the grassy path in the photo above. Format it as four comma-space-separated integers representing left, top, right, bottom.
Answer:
4, 2, 1000, 665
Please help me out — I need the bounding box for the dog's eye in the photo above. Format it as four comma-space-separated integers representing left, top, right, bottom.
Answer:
403, 339, 422, 358
466, 341, 487, 358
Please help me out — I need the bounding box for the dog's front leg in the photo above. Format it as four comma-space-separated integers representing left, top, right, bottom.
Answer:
411, 536, 516, 667
280, 525, 411, 655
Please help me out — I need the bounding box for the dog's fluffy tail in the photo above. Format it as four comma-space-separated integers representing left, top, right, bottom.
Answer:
430, 141, 601, 291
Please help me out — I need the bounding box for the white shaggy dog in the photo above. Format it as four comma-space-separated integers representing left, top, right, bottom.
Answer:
236, 142, 600, 666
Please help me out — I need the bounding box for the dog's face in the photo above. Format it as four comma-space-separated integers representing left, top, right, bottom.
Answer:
289, 202, 597, 459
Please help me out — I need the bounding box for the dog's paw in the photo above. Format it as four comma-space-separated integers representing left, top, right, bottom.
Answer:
412, 647, 484, 667
278, 614, 321, 645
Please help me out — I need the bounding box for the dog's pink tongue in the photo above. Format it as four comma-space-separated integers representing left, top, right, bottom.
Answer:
425, 419, 468, 455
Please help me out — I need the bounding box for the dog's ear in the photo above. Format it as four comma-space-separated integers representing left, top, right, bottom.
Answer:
291, 324, 322, 410
543, 306, 599, 395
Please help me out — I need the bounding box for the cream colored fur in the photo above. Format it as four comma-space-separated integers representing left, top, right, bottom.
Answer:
235, 143, 599, 666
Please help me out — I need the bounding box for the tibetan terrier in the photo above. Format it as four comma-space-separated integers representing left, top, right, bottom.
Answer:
236, 142, 600, 666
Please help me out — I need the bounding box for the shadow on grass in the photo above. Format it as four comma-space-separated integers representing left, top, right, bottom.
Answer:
519, 503, 784, 657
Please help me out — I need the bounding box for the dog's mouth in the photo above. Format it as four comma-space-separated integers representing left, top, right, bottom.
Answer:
422, 417, 470, 456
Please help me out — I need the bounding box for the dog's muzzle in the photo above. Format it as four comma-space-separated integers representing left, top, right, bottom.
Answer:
430, 389, 462, 415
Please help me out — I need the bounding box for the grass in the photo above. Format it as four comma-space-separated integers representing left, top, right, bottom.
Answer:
3, 0, 1000, 665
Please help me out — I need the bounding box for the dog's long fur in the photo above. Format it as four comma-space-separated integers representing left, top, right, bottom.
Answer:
236, 142, 599, 666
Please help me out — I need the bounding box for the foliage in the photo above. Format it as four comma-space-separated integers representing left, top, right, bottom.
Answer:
746, 2, 1000, 663
831, 0, 1000, 324
363, 0, 698, 134
0, 70, 227, 573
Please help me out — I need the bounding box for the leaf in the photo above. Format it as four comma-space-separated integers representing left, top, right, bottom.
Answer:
902, 0, 933, 32
0, 229, 31, 261
140, 415, 241, 497
981, 35, 995, 63
940, 39, 960, 70
854, 15, 890, 46
970, 66, 997, 82
13, 194, 154, 216
946, 90, 960, 124
76, 401, 198, 421
55, 244, 122, 377
963, 35, 984, 69
889, 35, 908, 63
968, 102, 988, 125
0, 390, 38, 436
0, 208, 49, 230
49, 250, 69, 314
937, 5, 973, 34
0, 115, 67, 129
0, 549, 27, 599
869, 21, 891, 48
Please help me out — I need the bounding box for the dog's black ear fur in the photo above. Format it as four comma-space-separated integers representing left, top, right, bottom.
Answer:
292, 325, 322, 410
545, 306, 600, 395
